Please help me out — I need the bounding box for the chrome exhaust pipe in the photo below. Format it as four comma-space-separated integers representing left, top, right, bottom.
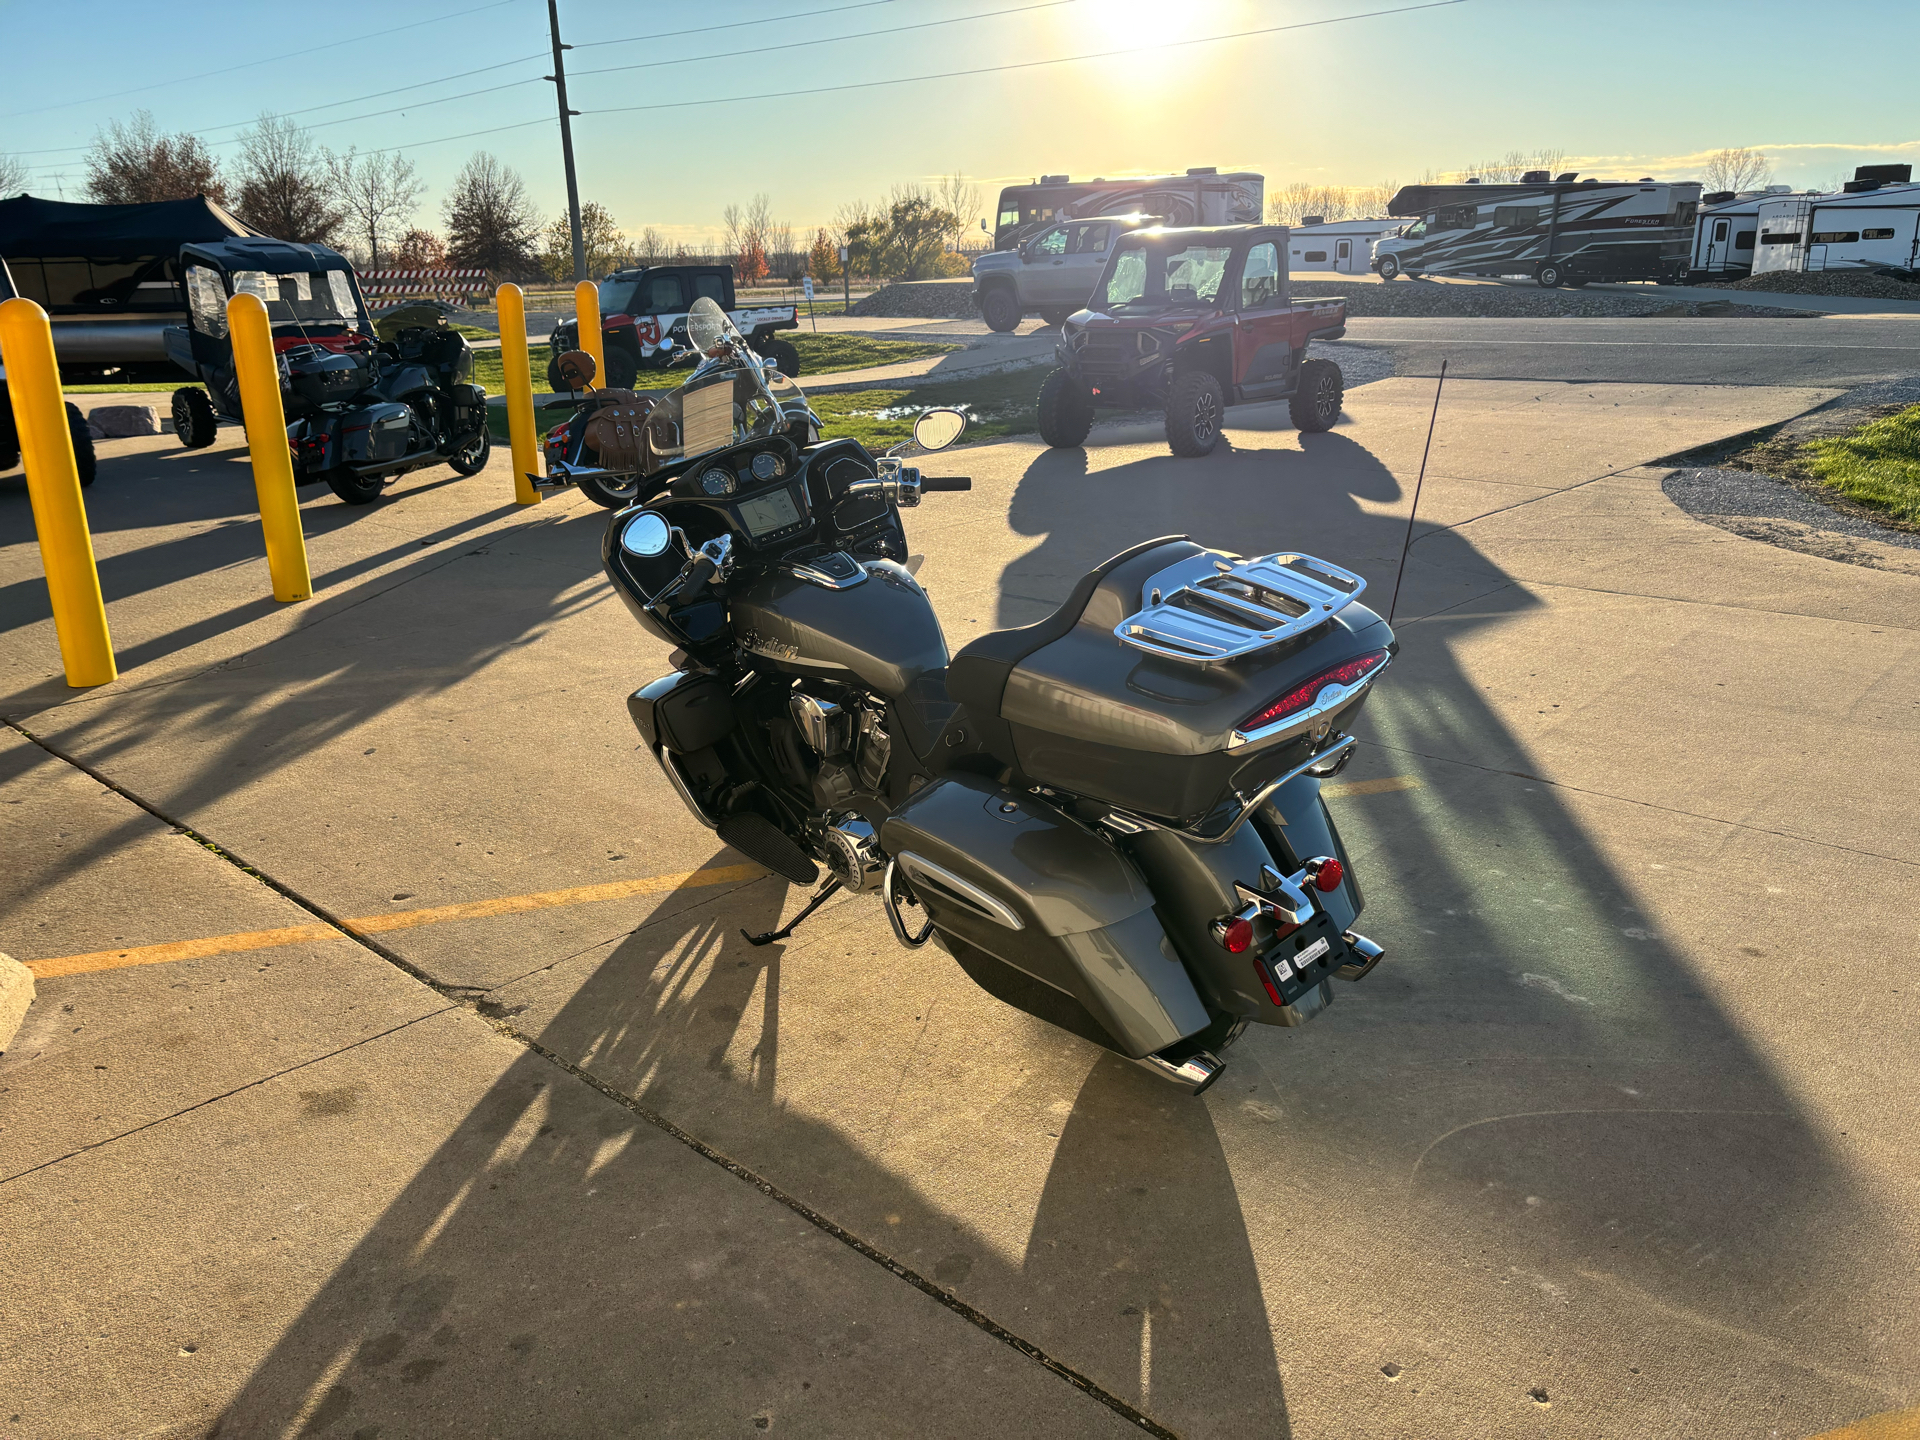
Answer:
1135, 1047, 1226, 1095
1336, 930, 1384, 981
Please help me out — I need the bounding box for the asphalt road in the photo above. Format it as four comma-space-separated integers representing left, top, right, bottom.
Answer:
1343, 314, 1917, 388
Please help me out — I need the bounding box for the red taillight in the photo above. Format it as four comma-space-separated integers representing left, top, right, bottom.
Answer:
1254, 958, 1285, 1007
1313, 858, 1344, 892
1213, 916, 1253, 953
1240, 648, 1388, 733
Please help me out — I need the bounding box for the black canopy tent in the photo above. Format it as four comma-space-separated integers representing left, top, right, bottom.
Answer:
0, 194, 259, 314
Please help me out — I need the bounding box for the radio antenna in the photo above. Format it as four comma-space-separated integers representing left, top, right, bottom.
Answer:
1387, 359, 1447, 625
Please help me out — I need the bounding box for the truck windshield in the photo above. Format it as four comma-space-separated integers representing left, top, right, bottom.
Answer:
597, 277, 637, 316
1095, 240, 1233, 310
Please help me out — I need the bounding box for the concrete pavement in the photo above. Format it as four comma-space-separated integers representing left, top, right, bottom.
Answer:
2, 337, 1915, 1436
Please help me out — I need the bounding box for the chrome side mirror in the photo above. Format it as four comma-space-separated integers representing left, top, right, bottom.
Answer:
912, 408, 966, 452
619, 510, 673, 557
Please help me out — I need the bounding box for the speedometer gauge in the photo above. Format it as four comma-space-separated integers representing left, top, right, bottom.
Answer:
700, 467, 734, 496
750, 451, 782, 481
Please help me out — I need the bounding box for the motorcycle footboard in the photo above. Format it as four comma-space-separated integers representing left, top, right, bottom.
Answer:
879, 775, 1211, 1058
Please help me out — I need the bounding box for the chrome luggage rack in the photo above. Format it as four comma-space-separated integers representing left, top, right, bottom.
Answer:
1113, 552, 1367, 665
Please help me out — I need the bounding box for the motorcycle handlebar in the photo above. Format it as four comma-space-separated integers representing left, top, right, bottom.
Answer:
681, 555, 719, 593
920, 476, 972, 492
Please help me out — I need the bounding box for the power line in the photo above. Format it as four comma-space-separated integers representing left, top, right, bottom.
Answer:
570, 0, 1072, 81
585, 0, 1469, 118
571, 0, 896, 51
0, 0, 524, 121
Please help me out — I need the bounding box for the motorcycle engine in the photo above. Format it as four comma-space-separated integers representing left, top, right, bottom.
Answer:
785, 689, 890, 810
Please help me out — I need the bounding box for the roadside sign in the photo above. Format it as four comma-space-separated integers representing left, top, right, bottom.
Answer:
803, 276, 814, 300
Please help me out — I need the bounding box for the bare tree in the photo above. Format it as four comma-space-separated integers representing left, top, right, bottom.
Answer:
327, 148, 425, 270
0, 152, 27, 198
1454, 149, 1568, 184
636, 226, 665, 264
1701, 147, 1774, 193
231, 113, 341, 244
443, 152, 541, 276
83, 111, 225, 205
935, 171, 983, 247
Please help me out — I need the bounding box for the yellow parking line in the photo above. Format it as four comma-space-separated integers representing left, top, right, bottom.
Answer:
1322, 775, 1424, 798
1817, 1406, 1920, 1440
25, 862, 767, 980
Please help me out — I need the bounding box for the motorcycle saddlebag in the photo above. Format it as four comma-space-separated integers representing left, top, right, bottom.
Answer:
447, 382, 487, 439
879, 773, 1211, 1058
954, 539, 1393, 825
338, 402, 415, 466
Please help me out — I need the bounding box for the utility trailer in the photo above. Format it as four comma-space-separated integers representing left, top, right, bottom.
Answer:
1285, 218, 1404, 274
1370, 171, 1702, 287
1749, 167, 1918, 279
1685, 187, 1794, 283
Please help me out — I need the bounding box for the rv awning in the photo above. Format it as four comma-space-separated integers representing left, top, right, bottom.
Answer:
1387, 184, 1548, 216
0, 195, 259, 257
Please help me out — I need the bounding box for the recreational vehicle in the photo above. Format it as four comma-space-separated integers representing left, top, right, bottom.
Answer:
1370, 172, 1702, 287
1749, 166, 1917, 278
989, 170, 1263, 250
1685, 186, 1794, 283
1287, 217, 1403, 274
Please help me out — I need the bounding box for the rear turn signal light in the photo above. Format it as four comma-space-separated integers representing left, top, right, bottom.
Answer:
1241, 648, 1388, 732
1213, 916, 1254, 953
1308, 857, 1344, 892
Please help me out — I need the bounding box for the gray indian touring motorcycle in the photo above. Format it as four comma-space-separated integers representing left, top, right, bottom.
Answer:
594, 298, 1394, 1095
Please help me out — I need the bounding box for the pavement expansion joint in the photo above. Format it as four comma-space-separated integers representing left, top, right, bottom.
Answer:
0, 1006, 458, 1187
489, 1019, 1180, 1441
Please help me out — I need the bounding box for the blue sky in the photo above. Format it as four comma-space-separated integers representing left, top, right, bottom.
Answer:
3, 0, 1915, 243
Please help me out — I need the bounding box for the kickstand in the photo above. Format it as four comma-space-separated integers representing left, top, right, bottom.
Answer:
742, 878, 843, 947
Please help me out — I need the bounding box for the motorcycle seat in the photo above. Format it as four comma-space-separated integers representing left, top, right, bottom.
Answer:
946, 536, 1197, 777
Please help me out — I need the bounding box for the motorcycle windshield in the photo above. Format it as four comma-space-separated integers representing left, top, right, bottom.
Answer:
640, 297, 808, 475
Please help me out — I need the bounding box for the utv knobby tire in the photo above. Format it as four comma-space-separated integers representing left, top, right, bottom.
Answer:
980, 287, 1022, 333
447, 428, 492, 476
172, 387, 218, 450
325, 467, 385, 505
1036, 367, 1093, 448
1288, 358, 1344, 433
1164, 371, 1224, 457
602, 347, 640, 389
65, 403, 97, 487
763, 338, 801, 378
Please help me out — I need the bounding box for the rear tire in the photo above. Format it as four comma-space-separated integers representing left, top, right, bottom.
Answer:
1376, 254, 1401, 281
578, 472, 641, 509
325, 467, 385, 505
1164, 371, 1224, 458
1288, 358, 1344, 433
172, 387, 218, 449
763, 338, 801, 378
1037, 367, 1094, 448
65, 404, 97, 487
447, 428, 491, 476
980, 287, 1022, 333
1536, 261, 1564, 289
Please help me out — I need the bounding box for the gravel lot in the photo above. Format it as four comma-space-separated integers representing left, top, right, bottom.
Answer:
1661, 377, 1919, 568
1722, 270, 1918, 302
852, 277, 1813, 321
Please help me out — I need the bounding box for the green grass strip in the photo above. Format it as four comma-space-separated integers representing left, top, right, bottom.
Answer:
1801, 404, 1919, 526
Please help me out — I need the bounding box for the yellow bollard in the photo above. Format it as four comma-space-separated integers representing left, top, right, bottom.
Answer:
497, 283, 542, 506
573, 279, 605, 388
226, 291, 312, 603
0, 298, 116, 687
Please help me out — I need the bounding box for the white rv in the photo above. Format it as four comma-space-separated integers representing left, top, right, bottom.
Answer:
1686, 186, 1794, 282
1749, 167, 1918, 278
1286, 218, 1403, 274
1370, 172, 1702, 287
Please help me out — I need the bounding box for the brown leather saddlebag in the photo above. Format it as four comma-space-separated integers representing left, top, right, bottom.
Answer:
584, 390, 654, 472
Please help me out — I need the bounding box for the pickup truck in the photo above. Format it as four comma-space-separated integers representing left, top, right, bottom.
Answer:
547, 264, 801, 390
1036, 223, 1349, 457
970, 213, 1157, 332
0, 256, 98, 486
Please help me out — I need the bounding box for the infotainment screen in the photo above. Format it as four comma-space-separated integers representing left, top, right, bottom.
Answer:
737, 487, 801, 538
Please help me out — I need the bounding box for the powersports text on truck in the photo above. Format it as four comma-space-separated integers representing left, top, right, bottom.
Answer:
547, 265, 800, 391
1037, 224, 1348, 458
